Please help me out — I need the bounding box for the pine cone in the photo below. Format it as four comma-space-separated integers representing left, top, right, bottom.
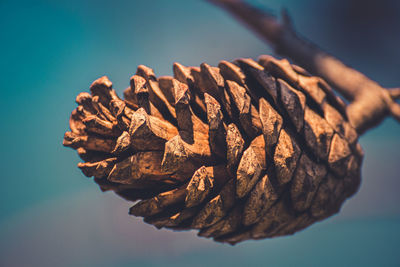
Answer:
63, 55, 363, 244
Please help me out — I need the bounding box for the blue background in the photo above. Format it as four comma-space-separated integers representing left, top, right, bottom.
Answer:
0, 0, 399, 266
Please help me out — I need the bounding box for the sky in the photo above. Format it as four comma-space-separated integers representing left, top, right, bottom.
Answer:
0, 0, 399, 266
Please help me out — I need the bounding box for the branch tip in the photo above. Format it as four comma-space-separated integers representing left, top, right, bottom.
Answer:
389, 102, 400, 122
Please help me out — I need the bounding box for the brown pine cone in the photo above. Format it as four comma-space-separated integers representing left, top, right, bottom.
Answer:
63, 55, 363, 244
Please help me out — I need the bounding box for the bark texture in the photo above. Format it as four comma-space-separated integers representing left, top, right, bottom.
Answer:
64, 55, 363, 244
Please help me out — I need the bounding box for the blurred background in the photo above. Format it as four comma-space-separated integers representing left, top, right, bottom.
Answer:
0, 0, 399, 266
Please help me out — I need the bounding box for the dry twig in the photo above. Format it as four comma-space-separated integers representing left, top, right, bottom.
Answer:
209, 0, 400, 133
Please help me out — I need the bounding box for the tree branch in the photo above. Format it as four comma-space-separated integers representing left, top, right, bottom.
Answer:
389, 88, 400, 100
208, 0, 400, 134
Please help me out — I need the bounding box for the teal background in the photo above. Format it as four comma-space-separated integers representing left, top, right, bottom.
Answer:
0, 0, 399, 266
